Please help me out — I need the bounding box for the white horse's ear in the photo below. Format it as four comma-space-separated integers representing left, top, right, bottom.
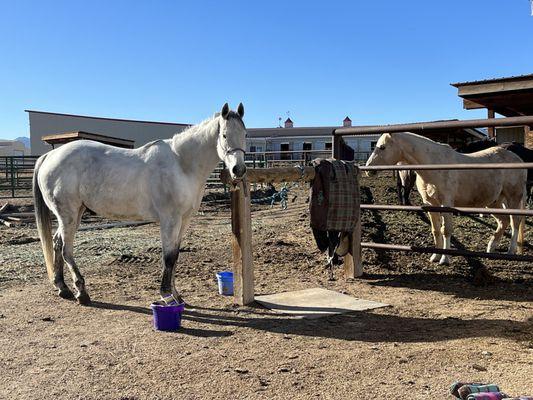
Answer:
221, 103, 230, 119
237, 103, 244, 118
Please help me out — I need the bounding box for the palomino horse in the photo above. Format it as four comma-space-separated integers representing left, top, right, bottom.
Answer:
458, 139, 533, 205
33, 103, 247, 304
366, 132, 527, 265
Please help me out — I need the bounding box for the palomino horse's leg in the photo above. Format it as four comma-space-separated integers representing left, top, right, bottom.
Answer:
439, 212, 453, 265
487, 214, 509, 253
427, 212, 443, 263
507, 198, 522, 255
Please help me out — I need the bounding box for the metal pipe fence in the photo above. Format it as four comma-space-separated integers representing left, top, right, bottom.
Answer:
0, 156, 39, 199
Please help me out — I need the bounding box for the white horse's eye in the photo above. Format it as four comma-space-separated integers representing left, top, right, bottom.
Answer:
378, 145, 385, 150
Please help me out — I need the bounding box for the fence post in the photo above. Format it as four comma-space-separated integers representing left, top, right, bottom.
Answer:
9, 157, 15, 198
231, 178, 254, 305
344, 169, 363, 278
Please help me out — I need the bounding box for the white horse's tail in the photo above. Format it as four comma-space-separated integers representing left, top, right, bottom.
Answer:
33, 155, 54, 282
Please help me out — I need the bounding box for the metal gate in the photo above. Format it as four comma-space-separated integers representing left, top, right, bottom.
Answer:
0, 156, 39, 199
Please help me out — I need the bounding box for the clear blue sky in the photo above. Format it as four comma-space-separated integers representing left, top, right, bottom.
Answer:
1, 1, 532, 139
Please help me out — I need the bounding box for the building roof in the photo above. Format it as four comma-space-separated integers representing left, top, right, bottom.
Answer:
451, 74, 533, 87
42, 131, 135, 148
451, 73, 533, 116
343, 116, 351, 122
26, 109, 190, 127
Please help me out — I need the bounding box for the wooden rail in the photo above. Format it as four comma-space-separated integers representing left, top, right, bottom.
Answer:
362, 242, 533, 263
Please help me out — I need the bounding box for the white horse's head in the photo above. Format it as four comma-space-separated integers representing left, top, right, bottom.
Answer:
365, 133, 401, 176
217, 102, 247, 180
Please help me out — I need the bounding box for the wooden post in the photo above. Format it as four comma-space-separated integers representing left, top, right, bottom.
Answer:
344, 170, 363, 278
230, 178, 254, 305
487, 109, 495, 139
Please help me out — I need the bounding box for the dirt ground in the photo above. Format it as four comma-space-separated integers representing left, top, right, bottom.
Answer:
0, 175, 532, 400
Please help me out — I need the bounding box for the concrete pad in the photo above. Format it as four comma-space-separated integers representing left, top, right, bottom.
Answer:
255, 288, 389, 319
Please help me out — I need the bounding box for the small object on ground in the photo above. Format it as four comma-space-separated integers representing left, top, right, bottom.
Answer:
465, 393, 508, 400
0, 203, 11, 214
234, 368, 248, 374
459, 384, 500, 399
150, 300, 185, 332
216, 271, 234, 296
471, 363, 488, 372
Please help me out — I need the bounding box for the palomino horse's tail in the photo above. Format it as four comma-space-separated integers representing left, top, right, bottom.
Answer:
518, 188, 527, 255
33, 155, 54, 282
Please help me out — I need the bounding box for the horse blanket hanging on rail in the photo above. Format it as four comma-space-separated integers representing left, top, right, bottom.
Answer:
309, 159, 360, 276
310, 159, 360, 232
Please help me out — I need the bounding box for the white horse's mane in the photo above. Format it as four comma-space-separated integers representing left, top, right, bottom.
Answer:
171, 115, 219, 146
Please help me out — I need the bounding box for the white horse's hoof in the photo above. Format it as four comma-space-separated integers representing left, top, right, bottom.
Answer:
439, 256, 450, 265
430, 254, 440, 263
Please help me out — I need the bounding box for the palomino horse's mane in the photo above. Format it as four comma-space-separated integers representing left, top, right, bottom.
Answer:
394, 131, 453, 150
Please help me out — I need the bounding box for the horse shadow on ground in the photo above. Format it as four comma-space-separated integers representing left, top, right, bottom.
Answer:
87, 300, 533, 343
361, 271, 533, 303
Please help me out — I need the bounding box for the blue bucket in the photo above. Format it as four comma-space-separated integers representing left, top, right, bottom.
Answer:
216, 271, 234, 295
150, 302, 185, 331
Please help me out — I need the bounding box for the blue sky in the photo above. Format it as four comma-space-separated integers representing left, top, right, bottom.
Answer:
0, 1, 532, 139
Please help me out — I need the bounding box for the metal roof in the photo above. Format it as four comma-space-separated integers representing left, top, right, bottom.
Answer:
25, 110, 190, 127
451, 73, 533, 87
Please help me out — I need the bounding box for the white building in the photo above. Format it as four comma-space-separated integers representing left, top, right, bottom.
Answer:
26, 110, 378, 161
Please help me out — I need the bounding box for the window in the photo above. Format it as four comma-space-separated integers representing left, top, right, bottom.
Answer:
303, 142, 312, 151
249, 145, 256, 152
325, 142, 332, 150
255, 146, 263, 153
280, 143, 290, 160
370, 141, 377, 151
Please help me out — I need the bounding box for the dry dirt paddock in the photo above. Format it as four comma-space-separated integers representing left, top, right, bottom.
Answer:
0, 175, 532, 400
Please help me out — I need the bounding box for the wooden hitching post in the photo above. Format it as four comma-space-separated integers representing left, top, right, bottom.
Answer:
344, 169, 363, 278
230, 178, 254, 305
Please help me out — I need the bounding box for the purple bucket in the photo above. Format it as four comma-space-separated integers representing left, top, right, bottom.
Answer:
150, 302, 185, 331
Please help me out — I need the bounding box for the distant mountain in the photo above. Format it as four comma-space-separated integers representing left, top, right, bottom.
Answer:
15, 137, 30, 149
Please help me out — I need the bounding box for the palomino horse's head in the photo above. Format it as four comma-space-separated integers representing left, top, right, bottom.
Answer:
217, 103, 247, 180
365, 133, 401, 176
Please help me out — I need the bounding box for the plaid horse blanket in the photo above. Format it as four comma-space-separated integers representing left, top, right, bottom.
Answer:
310, 159, 360, 232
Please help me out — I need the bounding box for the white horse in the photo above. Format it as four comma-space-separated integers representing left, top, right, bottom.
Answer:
33, 103, 247, 304
366, 132, 527, 264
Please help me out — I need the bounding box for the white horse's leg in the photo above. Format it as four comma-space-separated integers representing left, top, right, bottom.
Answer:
439, 212, 453, 265
428, 212, 443, 263
159, 214, 186, 302
58, 207, 89, 305
52, 206, 84, 299
487, 214, 509, 253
